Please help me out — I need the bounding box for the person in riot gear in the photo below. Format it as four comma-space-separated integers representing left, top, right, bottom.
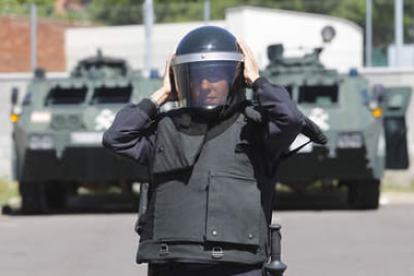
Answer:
171, 26, 246, 112
103, 26, 323, 276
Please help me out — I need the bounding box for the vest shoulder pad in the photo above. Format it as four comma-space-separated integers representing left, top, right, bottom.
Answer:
243, 101, 262, 123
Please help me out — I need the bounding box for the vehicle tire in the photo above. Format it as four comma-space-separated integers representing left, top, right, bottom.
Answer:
19, 181, 48, 214
44, 182, 68, 210
347, 180, 380, 209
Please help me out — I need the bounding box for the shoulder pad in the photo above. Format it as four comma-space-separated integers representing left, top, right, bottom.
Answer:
243, 102, 262, 123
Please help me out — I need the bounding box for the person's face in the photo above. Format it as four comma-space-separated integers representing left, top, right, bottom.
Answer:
172, 60, 240, 108
190, 65, 231, 107
191, 77, 229, 107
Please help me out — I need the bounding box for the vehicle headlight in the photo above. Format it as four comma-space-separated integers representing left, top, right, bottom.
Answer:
30, 111, 51, 123
70, 132, 103, 145
337, 132, 364, 149
28, 135, 54, 150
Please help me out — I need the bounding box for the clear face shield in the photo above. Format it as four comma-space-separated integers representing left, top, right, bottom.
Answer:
172, 52, 244, 109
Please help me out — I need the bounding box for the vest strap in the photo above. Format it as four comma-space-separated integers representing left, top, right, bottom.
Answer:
159, 243, 170, 257
281, 140, 312, 161
212, 247, 224, 259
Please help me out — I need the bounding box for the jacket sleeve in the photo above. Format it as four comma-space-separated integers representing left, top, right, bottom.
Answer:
102, 98, 158, 166
253, 77, 305, 163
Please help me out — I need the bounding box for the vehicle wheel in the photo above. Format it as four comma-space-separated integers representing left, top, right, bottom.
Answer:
44, 182, 68, 210
19, 181, 48, 214
347, 180, 380, 209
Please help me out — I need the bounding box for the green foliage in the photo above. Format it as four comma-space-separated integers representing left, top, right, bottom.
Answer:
0, 181, 18, 206
331, 0, 366, 26
2, 0, 414, 46
88, 1, 144, 25
382, 179, 414, 193
0, 0, 29, 15
0, 0, 55, 9
0, 0, 59, 18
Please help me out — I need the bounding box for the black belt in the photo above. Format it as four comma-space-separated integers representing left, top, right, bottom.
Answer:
148, 263, 262, 276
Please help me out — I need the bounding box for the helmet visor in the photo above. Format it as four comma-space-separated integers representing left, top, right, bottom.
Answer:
172, 60, 243, 109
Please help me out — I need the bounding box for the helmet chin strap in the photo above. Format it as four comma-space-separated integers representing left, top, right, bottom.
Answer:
191, 106, 225, 121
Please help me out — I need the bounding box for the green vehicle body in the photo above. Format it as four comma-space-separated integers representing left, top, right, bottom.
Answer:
11, 46, 411, 211
11, 52, 162, 213
263, 44, 411, 209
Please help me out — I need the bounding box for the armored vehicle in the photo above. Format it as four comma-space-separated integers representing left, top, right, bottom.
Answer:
11, 52, 162, 213
263, 44, 411, 209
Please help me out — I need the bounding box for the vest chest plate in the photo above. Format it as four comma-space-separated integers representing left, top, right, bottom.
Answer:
152, 115, 264, 245
137, 113, 273, 264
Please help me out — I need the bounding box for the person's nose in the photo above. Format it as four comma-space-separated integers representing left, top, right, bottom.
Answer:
200, 78, 213, 91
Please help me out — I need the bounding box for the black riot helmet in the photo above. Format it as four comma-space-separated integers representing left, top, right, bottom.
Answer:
171, 26, 245, 110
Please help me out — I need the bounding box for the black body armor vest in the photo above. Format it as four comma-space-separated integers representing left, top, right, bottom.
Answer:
136, 110, 277, 265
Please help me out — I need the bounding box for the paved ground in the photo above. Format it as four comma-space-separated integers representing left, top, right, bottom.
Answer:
275, 204, 414, 276
380, 191, 414, 205
0, 213, 145, 276
0, 193, 413, 276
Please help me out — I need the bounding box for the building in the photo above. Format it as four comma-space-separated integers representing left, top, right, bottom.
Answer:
0, 16, 84, 72
65, 6, 363, 74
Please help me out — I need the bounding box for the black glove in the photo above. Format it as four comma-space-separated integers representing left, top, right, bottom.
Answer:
301, 116, 328, 145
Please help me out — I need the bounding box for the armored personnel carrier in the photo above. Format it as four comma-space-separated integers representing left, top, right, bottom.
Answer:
263, 43, 411, 209
11, 51, 162, 213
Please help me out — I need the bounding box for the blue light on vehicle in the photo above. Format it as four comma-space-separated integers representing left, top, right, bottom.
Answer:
349, 68, 359, 77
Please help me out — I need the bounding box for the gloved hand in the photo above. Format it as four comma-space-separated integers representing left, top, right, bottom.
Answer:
301, 116, 328, 145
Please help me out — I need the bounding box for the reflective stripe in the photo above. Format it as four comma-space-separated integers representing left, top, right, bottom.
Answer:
172, 52, 243, 65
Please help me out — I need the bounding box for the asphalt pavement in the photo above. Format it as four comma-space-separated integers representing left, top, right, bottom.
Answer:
0, 193, 413, 276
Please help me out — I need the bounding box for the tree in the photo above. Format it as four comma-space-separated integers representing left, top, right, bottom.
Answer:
0, 0, 59, 17
3, 0, 414, 47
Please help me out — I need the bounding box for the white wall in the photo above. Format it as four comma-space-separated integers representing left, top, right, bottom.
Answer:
65, 6, 363, 74
65, 21, 226, 75
388, 44, 414, 67
0, 76, 29, 178
226, 6, 363, 72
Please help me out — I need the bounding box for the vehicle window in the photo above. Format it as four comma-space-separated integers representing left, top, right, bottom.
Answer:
23, 93, 32, 105
46, 86, 87, 105
91, 85, 132, 104
298, 85, 338, 104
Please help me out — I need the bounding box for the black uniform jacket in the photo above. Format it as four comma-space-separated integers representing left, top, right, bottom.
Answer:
103, 77, 304, 264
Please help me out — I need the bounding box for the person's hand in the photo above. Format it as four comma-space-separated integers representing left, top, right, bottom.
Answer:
150, 53, 175, 107
237, 39, 260, 88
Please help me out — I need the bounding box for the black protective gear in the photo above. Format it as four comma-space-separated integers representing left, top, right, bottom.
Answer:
301, 116, 328, 145
171, 26, 245, 110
